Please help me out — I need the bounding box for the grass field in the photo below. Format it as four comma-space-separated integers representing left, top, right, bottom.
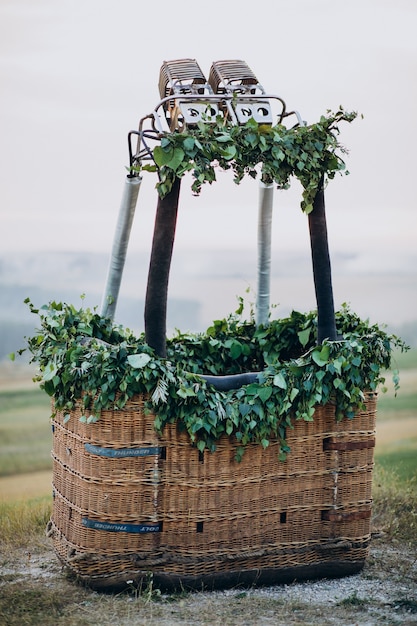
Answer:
0, 388, 52, 478
373, 349, 417, 483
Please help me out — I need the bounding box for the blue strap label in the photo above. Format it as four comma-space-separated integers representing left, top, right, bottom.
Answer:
84, 443, 162, 458
82, 518, 161, 533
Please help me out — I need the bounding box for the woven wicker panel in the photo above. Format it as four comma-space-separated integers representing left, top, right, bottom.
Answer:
57, 397, 158, 444
49, 392, 377, 590
52, 423, 161, 485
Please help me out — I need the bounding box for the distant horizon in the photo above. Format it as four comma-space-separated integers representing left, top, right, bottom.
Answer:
1, 248, 416, 331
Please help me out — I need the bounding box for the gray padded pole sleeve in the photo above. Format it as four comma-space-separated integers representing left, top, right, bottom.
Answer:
100, 176, 142, 319
256, 181, 274, 326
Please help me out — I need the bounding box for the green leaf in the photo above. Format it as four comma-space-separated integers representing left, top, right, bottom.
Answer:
290, 388, 299, 401
218, 145, 237, 160
239, 403, 251, 417
127, 353, 152, 369
273, 373, 287, 389
43, 362, 59, 381
234, 446, 245, 463
297, 328, 311, 348
258, 386, 272, 402
166, 147, 185, 172
214, 133, 233, 143
153, 145, 174, 167
245, 384, 261, 396
332, 358, 343, 374
177, 386, 197, 398
312, 345, 330, 367
230, 341, 242, 359
183, 136, 195, 152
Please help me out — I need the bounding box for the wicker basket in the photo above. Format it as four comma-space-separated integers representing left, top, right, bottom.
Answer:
47, 392, 376, 591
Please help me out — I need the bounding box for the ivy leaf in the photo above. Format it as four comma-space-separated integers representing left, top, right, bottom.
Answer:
332, 358, 343, 374
290, 388, 299, 401
297, 328, 311, 348
312, 345, 330, 367
177, 386, 197, 399
235, 447, 245, 463
214, 133, 233, 143
225, 419, 233, 435
258, 386, 272, 402
166, 147, 185, 172
230, 341, 242, 359
239, 403, 251, 417
182, 136, 195, 152
273, 373, 287, 389
142, 163, 157, 173
43, 362, 59, 381
218, 145, 237, 160
127, 353, 152, 369
153, 145, 174, 167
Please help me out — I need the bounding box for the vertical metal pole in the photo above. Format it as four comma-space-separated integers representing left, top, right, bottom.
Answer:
100, 176, 142, 319
256, 181, 274, 326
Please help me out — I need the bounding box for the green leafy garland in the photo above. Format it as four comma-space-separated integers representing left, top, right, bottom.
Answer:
19, 299, 407, 461
138, 107, 358, 213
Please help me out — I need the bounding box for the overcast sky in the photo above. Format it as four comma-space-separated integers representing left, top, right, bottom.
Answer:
0, 0, 416, 326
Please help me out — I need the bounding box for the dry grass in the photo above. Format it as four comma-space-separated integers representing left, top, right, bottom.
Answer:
0, 498, 51, 547
372, 466, 417, 548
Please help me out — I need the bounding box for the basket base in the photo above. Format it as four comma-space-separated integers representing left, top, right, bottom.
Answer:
50, 526, 369, 593
65, 560, 366, 593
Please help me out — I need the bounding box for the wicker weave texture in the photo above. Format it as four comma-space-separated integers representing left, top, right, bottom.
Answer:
48, 393, 377, 589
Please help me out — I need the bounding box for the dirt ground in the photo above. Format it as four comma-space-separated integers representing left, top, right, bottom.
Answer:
1, 532, 416, 626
